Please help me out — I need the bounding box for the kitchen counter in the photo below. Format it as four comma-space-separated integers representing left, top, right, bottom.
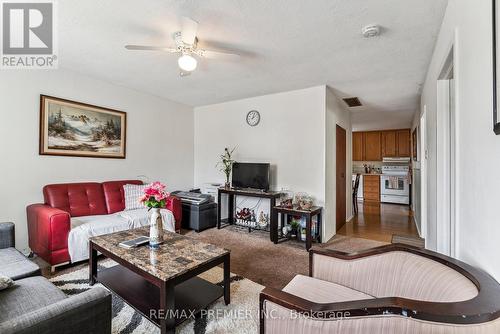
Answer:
363, 174, 381, 202
352, 174, 382, 203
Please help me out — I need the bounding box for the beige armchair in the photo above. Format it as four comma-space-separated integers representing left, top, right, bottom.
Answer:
260, 244, 500, 334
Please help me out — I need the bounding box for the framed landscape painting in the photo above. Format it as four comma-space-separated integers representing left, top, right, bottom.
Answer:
39, 95, 126, 158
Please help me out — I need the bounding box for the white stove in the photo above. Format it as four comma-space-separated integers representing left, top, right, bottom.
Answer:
382, 165, 409, 176
380, 165, 410, 205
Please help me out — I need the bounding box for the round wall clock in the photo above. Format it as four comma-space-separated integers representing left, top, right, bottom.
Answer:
246, 110, 260, 126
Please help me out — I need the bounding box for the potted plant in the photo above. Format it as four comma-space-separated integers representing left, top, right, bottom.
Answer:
289, 218, 301, 239
139, 182, 169, 248
216, 147, 235, 188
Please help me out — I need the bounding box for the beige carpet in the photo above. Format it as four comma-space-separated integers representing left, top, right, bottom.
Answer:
186, 226, 387, 289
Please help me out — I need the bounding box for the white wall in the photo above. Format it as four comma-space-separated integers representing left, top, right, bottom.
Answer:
325, 87, 352, 239
194, 86, 326, 198
419, 0, 500, 281
194, 86, 350, 241
0, 70, 194, 253
352, 110, 413, 132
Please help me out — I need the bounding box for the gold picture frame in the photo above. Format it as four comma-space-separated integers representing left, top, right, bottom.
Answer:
39, 95, 126, 158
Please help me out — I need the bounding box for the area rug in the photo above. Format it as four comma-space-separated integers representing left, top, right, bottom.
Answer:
392, 234, 425, 248
49, 259, 263, 334
45, 229, 388, 333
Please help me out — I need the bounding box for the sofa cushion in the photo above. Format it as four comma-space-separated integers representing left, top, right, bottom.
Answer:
102, 180, 143, 214
0, 275, 14, 291
0, 248, 40, 280
312, 251, 479, 302
123, 183, 148, 211
283, 275, 374, 303
68, 214, 130, 262
0, 222, 15, 249
0, 276, 66, 322
43, 183, 108, 217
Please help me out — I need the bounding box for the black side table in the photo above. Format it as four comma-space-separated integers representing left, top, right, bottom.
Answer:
272, 206, 322, 250
217, 187, 282, 242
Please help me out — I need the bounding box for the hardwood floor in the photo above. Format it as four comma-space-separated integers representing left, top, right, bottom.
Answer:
337, 201, 419, 243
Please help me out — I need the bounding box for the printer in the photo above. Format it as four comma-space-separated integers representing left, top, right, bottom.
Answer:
171, 191, 217, 232
171, 191, 211, 205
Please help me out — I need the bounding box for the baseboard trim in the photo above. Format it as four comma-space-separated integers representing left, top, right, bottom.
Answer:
413, 215, 423, 238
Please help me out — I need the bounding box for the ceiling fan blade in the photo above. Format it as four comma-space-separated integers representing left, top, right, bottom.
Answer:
196, 48, 241, 59
181, 17, 198, 45
125, 45, 178, 52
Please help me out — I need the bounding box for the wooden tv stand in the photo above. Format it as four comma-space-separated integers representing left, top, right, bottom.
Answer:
217, 187, 282, 242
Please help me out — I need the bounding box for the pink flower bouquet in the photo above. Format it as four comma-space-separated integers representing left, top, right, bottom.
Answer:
139, 182, 169, 209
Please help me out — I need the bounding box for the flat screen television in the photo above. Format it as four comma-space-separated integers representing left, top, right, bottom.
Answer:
232, 162, 270, 191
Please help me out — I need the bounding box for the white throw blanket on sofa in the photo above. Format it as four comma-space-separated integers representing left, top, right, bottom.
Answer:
117, 208, 175, 231
68, 208, 175, 262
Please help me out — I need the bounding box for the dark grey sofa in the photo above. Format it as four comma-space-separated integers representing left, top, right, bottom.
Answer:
0, 222, 40, 280
0, 222, 112, 334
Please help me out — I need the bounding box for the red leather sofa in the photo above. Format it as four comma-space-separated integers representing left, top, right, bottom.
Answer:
27, 180, 181, 269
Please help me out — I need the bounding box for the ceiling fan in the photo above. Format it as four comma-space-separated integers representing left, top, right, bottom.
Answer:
125, 17, 240, 76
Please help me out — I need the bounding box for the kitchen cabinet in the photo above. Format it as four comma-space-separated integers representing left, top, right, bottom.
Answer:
396, 129, 411, 157
382, 131, 397, 157
353, 128, 411, 161
352, 132, 364, 161
363, 175, 380, 202
364, 131, 382, 161
382, 129, 411, 158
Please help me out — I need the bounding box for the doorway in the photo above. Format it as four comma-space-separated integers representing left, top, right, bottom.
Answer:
336, 125, 346, 232
437, 48, 457, 257
420, 106, 428, 243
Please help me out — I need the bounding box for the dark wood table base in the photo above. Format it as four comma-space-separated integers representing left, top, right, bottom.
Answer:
217, 187, 282, 242
272, 206, 322, 250
101, 265, 226, 326
89, 242, 230, 334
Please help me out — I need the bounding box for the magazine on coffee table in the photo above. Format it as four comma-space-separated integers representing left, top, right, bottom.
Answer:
118, 236, 149, 249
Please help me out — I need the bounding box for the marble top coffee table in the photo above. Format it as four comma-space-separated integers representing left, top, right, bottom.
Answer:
89, 227, 230, 334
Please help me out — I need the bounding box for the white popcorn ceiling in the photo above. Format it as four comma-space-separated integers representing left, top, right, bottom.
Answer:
58, 0, 448, 121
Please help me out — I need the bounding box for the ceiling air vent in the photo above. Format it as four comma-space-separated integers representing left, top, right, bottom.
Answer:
342, 97, 362, 108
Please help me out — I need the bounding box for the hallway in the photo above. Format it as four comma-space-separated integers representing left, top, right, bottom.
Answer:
338, 201, 420, 243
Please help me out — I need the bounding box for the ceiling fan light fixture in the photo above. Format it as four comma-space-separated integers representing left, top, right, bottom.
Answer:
125, 16, 241, 76
178, 54, 197, 72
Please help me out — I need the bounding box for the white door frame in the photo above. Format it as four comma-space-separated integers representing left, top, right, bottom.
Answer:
420, 106, 428, 243
436, 45, 458, 257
